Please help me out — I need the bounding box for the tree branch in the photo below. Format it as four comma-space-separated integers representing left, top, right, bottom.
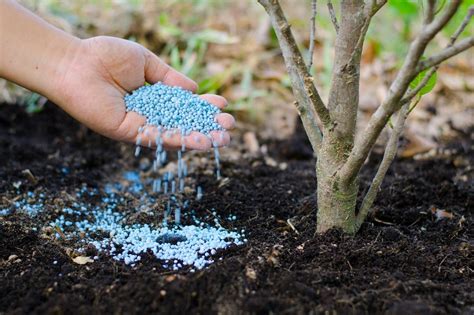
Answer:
258, 0, 331, 154
450, 6, 474, 44
338, 0, 462, 187
327, 0, 339, 33
424, 0, 437, 25
416, 36, 474, 73
308, 0, 317, 71
374, 0, 388, 11
356, 103, 409, 227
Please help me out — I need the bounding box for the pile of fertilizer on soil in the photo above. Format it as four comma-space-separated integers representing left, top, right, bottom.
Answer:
1, 171, 245, 270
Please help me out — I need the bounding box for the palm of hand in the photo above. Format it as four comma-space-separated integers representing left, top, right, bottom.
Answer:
57, 36, 232, 150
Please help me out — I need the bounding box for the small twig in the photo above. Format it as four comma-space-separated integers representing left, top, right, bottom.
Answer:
417, 36, 474, 73
450, 6, 474, 45
373, 216, 395, 225
307, 0, 317, 71
54, 225, 67, 239
286, 218, 300, 235
372, 230, 382, 246
327, 0, 339, 33
438, 254, 450, 273
346, 259, 353, 271
408, 217, 422, 227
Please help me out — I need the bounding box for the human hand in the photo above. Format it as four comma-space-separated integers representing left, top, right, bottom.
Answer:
54, 36, 234, 150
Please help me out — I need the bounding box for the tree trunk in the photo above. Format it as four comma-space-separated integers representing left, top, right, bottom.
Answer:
313, 0, 365, 234
316, 136, 359, 234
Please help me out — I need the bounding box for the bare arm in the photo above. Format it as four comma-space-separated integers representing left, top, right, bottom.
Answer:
0, 0, 80, 104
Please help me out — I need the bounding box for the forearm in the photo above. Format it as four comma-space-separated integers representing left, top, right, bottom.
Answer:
0, 0, 80, 102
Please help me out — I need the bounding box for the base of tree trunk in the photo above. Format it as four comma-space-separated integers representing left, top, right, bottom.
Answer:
316, 160, 359, 234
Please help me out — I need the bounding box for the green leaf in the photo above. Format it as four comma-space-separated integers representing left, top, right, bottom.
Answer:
409, 69, 438, 96
389, 0, 419, 16
197, 66, 236, 94
170, 47, 181, 69
158, 13, 183, 39
197, 76, 222, 94
23, 93, 45, 114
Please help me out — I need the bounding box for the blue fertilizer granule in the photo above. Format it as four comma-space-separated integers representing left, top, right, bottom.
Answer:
124, 82, 224, 135
0, 191, 45, 217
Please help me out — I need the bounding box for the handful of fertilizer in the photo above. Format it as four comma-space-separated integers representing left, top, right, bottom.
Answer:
124, 82, 224, 136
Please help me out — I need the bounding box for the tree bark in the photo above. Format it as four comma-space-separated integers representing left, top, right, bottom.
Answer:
316, 133, 359, 233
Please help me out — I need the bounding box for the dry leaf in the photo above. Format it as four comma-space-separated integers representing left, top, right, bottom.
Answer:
265, 244, 283, 267
21, 169, 38, 185
245, 266, 257, 280
72, 256, 94, 265
243, 132, 260, 154
400, 128, 437, 158
430, 206, 454, 221
165, 275, 176, 283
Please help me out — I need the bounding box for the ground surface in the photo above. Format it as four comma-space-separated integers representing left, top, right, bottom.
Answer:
0, 103, 473, 315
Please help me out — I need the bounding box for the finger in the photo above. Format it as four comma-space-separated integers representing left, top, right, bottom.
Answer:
137, 125, 163, 149
137, 126, 213, 152
209, 130, 231, 147
199, 94, 228, 109
159, 130, 213, 151
215, 113, 235, 130
113, 111, 147, 143
184, 132, 212, 151
144, 50, 198, 92
150, 128, 182, 150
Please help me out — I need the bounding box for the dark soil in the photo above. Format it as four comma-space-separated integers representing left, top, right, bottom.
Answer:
0, 103, 473, 315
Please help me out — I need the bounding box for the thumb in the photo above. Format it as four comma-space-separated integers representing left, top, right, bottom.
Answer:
143, 49, 198, 92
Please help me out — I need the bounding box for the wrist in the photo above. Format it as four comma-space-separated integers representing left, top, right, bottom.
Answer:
46, 35, 82, 106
